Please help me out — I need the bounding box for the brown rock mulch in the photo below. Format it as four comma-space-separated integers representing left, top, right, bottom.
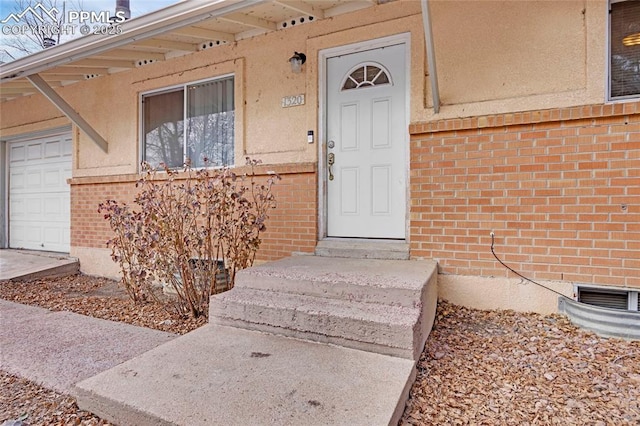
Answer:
1, 372, 110, 426
0, 274, 204, 426
401, 301, 640, 425
1, 275, 639, 425
0, 274, 206, 335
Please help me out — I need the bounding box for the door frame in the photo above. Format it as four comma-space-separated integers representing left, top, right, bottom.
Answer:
317, 33, 411, 241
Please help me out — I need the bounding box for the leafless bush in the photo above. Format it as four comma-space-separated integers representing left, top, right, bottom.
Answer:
98, 158, 279, 318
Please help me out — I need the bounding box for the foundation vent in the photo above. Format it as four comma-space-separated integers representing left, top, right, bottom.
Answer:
136, 59, 158, 67
578, 288, 629, 310
279, 15, 315, 30
200, 40, 228, 50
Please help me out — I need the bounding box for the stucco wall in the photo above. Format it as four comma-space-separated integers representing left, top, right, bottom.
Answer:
1, 0, 608, 176
422, 0, 605, 120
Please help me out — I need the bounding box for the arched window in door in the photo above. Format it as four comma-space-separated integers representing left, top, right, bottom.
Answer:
341, 62, 392, 90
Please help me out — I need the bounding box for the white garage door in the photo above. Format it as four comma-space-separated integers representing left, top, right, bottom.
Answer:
9, 132, 72, 252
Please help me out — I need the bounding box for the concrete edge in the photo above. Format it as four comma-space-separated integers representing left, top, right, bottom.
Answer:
413, 266, 439, 360
388, 363, 418, 426
234, 275, 423, 308
210, 316, 415, 360
10, 261, 80, 281
73, 385, 174, 426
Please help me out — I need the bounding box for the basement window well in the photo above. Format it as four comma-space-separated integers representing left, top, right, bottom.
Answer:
577, 285, 639, 312
560, 285, 640, 340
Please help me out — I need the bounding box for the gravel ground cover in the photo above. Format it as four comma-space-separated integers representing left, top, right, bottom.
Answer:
401, 302, 640, 425
1, 274, 639, 425
0, 275, 206, 335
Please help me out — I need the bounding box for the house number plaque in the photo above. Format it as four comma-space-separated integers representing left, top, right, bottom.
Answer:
281, 94, 305, 108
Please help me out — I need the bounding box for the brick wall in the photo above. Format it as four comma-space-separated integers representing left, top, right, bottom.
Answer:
70, 163, 317, 262
410, 102, 640, 288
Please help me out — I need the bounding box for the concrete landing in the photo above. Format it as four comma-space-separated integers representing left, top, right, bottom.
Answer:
0, 299, 176, 393
315, 238, 410, 260
74, 324, 415, 426
0, 249, 79, 281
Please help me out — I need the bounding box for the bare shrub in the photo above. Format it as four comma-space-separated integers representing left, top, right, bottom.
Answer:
98, 158, 279, 318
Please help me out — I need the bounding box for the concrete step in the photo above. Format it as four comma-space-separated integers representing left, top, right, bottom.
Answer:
210, 287, 420, 359
235, 256, 436, 308
315, 239, 410, 260
72, 256, 438, 425
211, 257, 438, 360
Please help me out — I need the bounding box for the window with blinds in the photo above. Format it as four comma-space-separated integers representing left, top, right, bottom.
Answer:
610, 1, 640, 100
142, 75, 235, 169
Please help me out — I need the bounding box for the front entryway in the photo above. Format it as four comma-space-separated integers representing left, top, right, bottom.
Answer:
325, 42, 407, 239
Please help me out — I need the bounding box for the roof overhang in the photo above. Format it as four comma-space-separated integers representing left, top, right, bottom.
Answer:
0, 0, 379, 98
0, 0, 381, 149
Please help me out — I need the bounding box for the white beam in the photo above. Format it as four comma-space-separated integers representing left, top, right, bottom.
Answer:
220, 13, 277, 31
421, 0, 440, 114
26, 74, 108, 153
70, 58, 136, 68
0, 88, 38, 95
274, 0, 324, 18
1, 81, 61, 88
94, 49, 166, 61
131, 38, 199, 52
172, 27, 236, 42
44, 67, 110, 75
36, 73, 93, 80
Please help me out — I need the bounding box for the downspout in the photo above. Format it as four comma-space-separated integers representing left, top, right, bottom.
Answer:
421, 0, 440, 114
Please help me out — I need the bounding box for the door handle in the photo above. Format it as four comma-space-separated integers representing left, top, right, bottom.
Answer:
328, 152, 335, 181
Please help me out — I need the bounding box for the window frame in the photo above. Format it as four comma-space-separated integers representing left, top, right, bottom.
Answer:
340, 61, 393, 92
139, 73, 235, 170
607, 0, 640, 102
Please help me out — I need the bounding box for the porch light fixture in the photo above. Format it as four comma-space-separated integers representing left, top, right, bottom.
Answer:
289, 51, 306, 73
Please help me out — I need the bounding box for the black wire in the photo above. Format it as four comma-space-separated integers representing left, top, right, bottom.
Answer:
491, 232, 569, 299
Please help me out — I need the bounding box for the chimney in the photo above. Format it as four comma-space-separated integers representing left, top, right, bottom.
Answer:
115, 0, 130, 20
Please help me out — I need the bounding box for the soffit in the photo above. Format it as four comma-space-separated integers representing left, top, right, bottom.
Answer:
0, 0, 379, 102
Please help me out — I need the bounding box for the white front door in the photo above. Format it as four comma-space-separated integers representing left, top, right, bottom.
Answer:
326, 43, 407, 238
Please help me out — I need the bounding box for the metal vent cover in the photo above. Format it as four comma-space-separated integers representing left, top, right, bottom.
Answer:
578, 289, 628, 310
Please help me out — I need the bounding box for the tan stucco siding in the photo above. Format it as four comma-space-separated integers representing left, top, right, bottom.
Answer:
0, 0, 610, 177
418, 0, 606, 121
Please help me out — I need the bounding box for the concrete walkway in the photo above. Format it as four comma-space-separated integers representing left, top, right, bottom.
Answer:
0, 299, 176, 393
0, 249, 79, 281
0, 298, 415, 425
1, 254, 434, 425
75, 324, 415, 426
